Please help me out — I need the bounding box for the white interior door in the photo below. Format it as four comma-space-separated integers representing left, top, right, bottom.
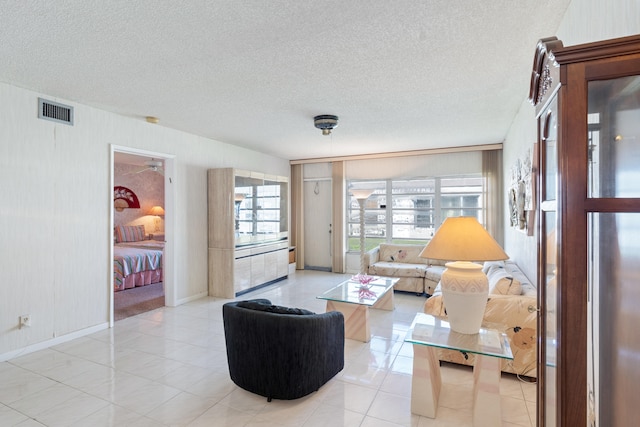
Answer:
304, 180, 332, 271
110, 145, 175, 326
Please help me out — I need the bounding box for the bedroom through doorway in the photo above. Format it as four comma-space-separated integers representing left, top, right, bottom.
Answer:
111, 147, 174, 323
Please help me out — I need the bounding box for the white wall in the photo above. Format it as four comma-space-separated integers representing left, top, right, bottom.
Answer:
0, 82, 288, 359
556, 0, 639, 45
502, 0, 639, 283
502, 100, 539, 282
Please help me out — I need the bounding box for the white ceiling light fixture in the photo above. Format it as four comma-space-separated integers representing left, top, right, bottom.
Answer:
314, 115, 339, 135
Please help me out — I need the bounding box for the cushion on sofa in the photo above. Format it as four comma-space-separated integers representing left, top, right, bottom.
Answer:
487, 265, 522, 295
368, 262, 427, 278
378, 244, 427, 265
504, 261, 536, 297
489, 271, 522, 295
482, 260, 506, 274
425, 265, 446, 283
237, 300, 315, 315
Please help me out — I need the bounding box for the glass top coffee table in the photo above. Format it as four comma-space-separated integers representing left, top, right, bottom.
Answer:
317, 276, 398, 342
405, 313, 513, 426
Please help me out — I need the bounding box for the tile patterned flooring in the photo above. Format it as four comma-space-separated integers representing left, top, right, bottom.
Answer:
0, 270, 536, 426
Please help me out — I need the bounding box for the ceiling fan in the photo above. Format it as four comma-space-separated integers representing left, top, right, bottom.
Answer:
126, 158, 164, 176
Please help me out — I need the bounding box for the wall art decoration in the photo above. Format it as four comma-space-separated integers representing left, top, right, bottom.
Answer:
509, 145, 537, 235
114, 186, 141, 211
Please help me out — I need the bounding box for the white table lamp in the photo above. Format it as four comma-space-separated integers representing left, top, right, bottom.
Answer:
419, 217, 508, 334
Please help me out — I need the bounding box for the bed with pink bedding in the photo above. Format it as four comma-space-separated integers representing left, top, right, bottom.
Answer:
113, 225, 164, 292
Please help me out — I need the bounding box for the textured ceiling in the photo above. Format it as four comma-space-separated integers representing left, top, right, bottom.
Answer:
0, 1, 571, 160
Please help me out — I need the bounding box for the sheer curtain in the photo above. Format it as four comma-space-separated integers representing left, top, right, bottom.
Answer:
290, 164, 304, 270
331, 161, 345, 273
482, 149, 504, 245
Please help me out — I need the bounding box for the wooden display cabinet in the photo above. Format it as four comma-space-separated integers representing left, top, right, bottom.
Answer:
530, 34, 640, 427
208, 168, 289, 298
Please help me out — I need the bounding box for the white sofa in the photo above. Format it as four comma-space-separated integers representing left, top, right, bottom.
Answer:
364, 243, 447, 294
423, 260, 538, 378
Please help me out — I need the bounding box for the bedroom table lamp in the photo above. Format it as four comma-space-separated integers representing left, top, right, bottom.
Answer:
350, 188, 374, 275
419, 216, 508, 334
148, 206, 165, 231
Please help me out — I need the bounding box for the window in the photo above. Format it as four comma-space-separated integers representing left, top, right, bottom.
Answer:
347, 175, 483, 251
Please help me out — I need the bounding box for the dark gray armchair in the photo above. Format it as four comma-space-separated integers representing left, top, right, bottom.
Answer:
222, 299, 344, 401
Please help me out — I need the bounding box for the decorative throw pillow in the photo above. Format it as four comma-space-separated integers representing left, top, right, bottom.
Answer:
237, 300, 314, 315
488, 268, 522, 295
484, 263, 506, 278
115, 225, 146, 243
378, 245, 398, 262
378, 244, 425, 264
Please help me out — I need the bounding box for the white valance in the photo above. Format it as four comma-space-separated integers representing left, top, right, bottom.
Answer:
346, 151, 482, 180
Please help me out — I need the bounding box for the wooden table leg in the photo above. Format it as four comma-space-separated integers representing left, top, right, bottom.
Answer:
410, 344, 442, 418
472, 354, 502, 427
372, 288, 394, 311
326, 301, 370, 342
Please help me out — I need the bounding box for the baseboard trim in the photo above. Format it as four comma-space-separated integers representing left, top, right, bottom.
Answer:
175, 291, 209, 306
0, 322, 109, 363
236, 276, 287, 297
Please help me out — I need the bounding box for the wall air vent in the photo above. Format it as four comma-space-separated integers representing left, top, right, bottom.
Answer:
38, 98, 74, 125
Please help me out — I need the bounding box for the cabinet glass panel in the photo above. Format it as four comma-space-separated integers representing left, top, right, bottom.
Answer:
544, 107, 558, 201
540, 96, 558, 427
588, 76, 640, 198
589, 212, 640, 426
544, 210, 557, 427
235, 175, 288, 246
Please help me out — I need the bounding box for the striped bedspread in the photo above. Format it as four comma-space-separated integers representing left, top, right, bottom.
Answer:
114, 245, 163, 289
116, 240, 165, 250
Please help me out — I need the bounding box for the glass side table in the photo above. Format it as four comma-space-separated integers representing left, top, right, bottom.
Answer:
317, 277, 398, 342
404, 313, 513, 427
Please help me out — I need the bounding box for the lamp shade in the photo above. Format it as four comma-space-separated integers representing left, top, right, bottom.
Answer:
419, 217, 508, 262
148, 206, 165, 216
350, 189, 374, 200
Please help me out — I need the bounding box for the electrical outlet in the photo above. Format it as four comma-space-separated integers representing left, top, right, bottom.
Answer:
20, 315, 31, 328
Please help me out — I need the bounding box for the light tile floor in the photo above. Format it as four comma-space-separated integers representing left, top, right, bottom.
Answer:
0, 270, 536, 426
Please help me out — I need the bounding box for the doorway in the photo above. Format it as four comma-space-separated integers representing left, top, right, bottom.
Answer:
110, 145, 175, 326
303, 179, 332, 271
